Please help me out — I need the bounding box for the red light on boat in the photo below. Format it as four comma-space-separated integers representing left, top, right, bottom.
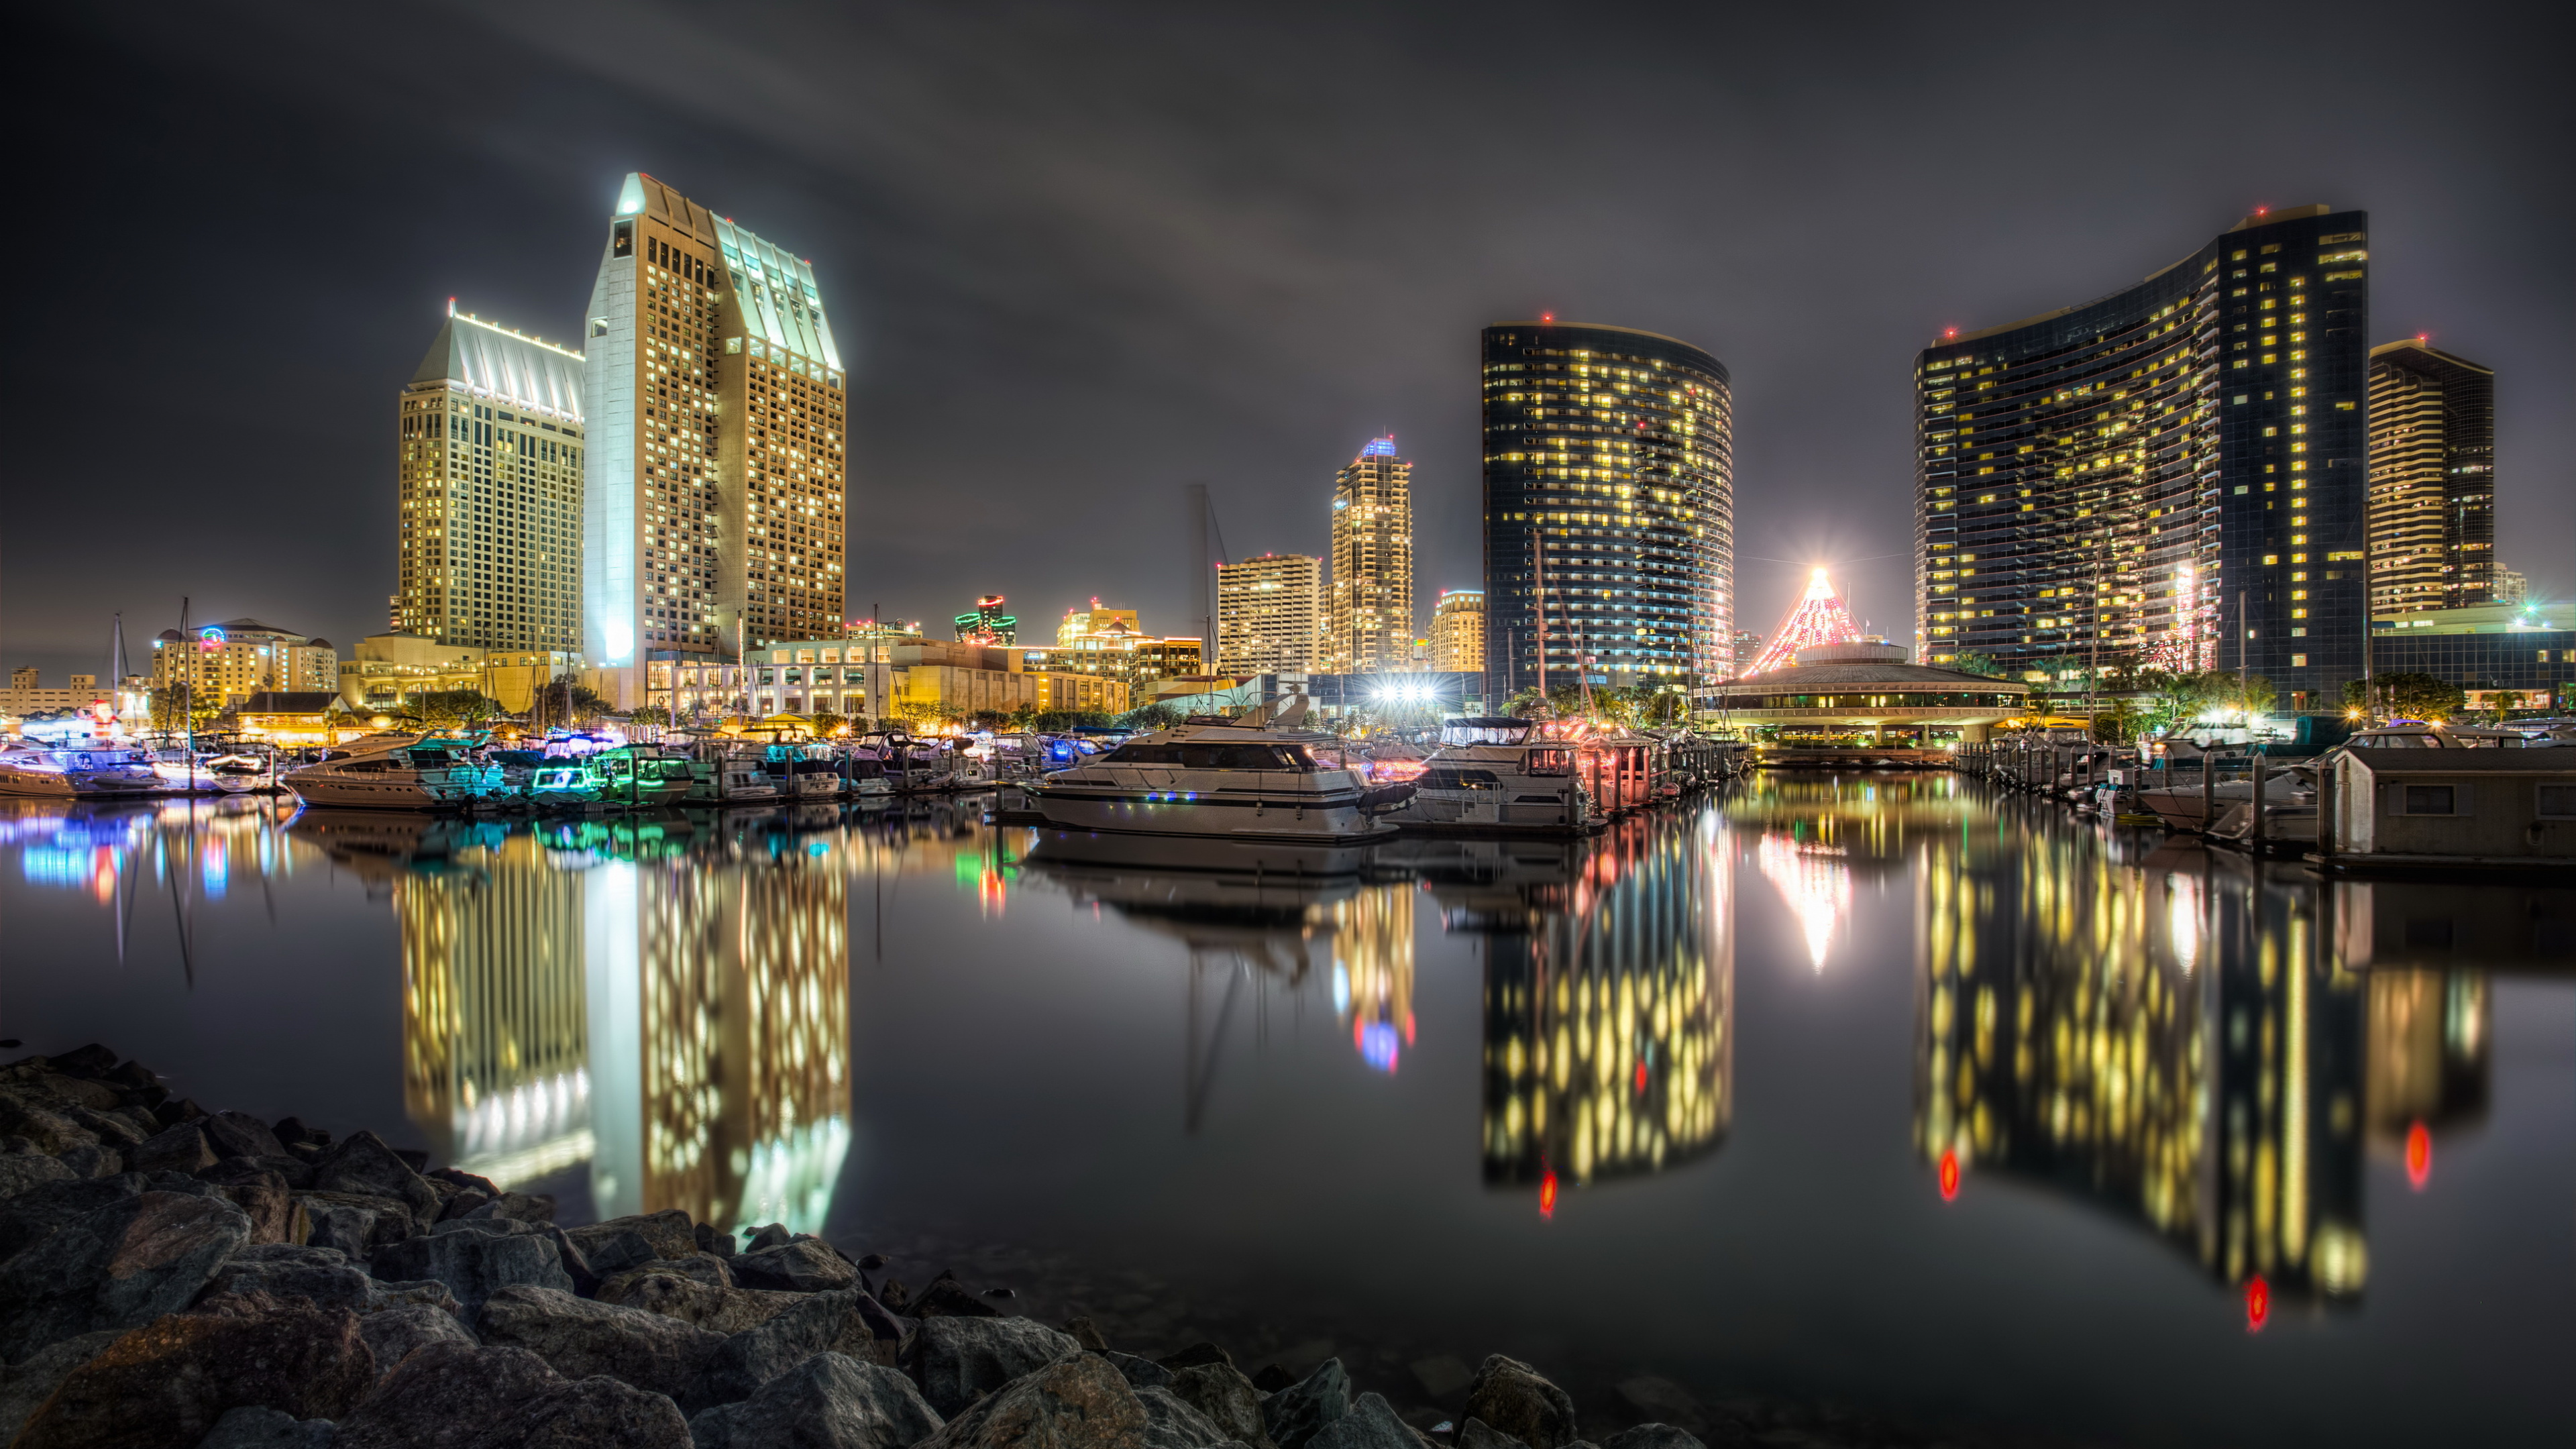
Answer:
1937, 1148, 1960, 1201
1539, 1170, 1558, 1219
2405, 1121, 2431, 1189
2245, 1276, 2270, 1332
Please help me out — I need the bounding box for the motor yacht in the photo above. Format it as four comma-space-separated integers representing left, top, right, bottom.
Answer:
280, 734, 500, 810
1376, 716, 1600, 836
0, 741, 164, 799
1031, 704, 1410, 843
683, 745, 781, 804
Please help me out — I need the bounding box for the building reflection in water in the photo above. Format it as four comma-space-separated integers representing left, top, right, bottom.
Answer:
295, 810, 854, 1236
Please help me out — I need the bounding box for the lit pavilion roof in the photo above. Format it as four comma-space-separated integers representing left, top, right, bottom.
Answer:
1743, 568, 1863, 676
413, 310, 586, 421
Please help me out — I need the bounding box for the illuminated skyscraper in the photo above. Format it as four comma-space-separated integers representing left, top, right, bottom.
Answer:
1328, 439, 1414, 674
586, 172, 849, 709
1429, 589, 1486, 675
1481, 322, 1733, 703
2366, 341, 2496, 614
1913, 205, 2370, 711
396, 310, 586, 650
1216, 553, 1322, 674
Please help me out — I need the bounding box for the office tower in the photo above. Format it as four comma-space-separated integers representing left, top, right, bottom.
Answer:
1481, 322, 1733, 702
953, 595, 1016, 645
2366, 341, 2496, 614
585, 172, 849, 710
1913, 205, 2369, 711
1216, 553, 1323, 674
1328, 437, 1415, 674
1057, 602, 1140, 646
1429, 588, 1486, 674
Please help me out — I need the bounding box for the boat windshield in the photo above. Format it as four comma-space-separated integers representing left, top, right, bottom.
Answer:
1105, 741, 1308, 771
1441, 718, 1534, 746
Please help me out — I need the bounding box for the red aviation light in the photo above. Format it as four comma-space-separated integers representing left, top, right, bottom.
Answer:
2405, 1121, 2432, 1189
1542, 313, 1554, 323
2245, 1276, 2271, 1332
1539, 1170, 1559, 1220
1937, 1148, 1960, 1202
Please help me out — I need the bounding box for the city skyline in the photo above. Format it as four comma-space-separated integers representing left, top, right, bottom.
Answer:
3, 5, 2567, 687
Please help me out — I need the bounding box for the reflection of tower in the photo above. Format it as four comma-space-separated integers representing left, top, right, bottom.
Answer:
2363, 970, 2490, 1169
1331, 887, 1416, 1073
1480, 816, 1732, 1193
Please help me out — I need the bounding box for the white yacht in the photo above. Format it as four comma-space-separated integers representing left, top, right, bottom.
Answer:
1376, 716, 1600, 837
0, 741, 163, 799
281, 734, 498, 810
1031, 705, 1409, 843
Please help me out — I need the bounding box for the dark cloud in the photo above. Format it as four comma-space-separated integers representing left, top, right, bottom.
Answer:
3, 1, 2567, 674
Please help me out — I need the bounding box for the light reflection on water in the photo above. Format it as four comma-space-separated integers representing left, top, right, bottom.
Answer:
0, 782, 2568, 1446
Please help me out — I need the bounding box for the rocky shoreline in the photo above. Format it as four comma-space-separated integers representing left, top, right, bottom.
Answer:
1, 1044, 2076, 1449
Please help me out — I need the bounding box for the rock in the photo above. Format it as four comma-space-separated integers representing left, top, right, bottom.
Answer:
878, 1280, 912, 1313
372, 1224, 574, 1313
508, 1374, 692, 1448
15, 1295, 374, 1448
1263, 1359, 1352, 1449
299, 1192, 418, 1257
596, 1271, 803, 1336
39, 1045, 119, 1079
333, 1342, 564, 1448
1599, 1427, 1704, 1449
684, 1289, 906, 1414
439, 1189, 493, 1220
746, 1223, 792, 1250
904, 1277, 1000, 1320
125, 1122, 217, 1175
0, 1104, 95, 1159
425, 1167, 498, 1197
1062, 1317, 1109, 1353
1160, 1342, 1234, 1372
58, 1105, 146, 1149
1138, 1385, 1236, 1449
1252, 1365, 1299, 1394
201, 1112, 288, 1163
1460, 1359, 1574, 1449
204, 1252, 380, 1312
198, 1167, 299, 1244
1172, 1363, 1275, 1449
0, 1330, 120, 1445
915, 1352, 1147, 1449
312, 1132, 440, 1230
735, 1238, 860, 1293
476, 1285, 725, 1401
857, 1253, 888, 1271
1458, 1421, 1526, 1449
563, 1210, 696, 1277
598, 1253, 733, 1301
900, 1314, 1085, 1419
462, 1190, 557, 1225
0, 1148, 75, 1200
270, 1118, 329, 1148
686, 1351, 945, 1449
1108, 1352, 1175, 1390
194, 1403, 339, 1447
694, 1221, 739, 1258
54, 1145, 122, 1179
1609, 1381, 1707, 1437
359, 1303, 478, 1381
0, 1188, 252, 1362
1307, 1394, 1428, 1449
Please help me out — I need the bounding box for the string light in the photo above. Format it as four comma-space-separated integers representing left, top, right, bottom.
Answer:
1744, 567, 1864, 675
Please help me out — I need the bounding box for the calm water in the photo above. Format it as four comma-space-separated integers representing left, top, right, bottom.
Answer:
1, 780, 2567, 1447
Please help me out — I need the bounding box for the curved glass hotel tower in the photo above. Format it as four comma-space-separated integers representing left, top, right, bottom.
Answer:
582, 172, 848, 708
1913, 206, 2369, 710
1479, 322, 1732, 704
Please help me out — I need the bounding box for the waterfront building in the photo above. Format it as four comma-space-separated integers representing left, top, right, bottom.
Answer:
339, 634, 582, 716
1744, 568, 1866, 676
1709, 641, 2031, 744
396, 309, 587, 652
1216, 553, 1324, 674
233, 692, 347, 745
1428, 589, 1486, 675
1481, 321, 1733, 704
2369, 600, 2573, 700
1328, 437, 1415, 674
954, 596, 1017, 645
582, 172, 847, 706
2367, 341, 2496, 615
1913, 205, 2371, 712
661, 637, 1128, 724
1, 670, 104, 718
151, 620, 337, 710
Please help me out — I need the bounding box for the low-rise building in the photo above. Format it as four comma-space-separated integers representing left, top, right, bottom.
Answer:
337, 635, 581, 715
152, 620, 337, 708
235, 692, 359, 745
1, 669, 105, 719
1707, 641, 2031, 743
2371, 601, 2574, 699
657, 637, 1129, 724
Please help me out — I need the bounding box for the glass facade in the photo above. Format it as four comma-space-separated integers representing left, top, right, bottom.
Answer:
1481, 322, 1733, 700
1915, 207, 2369, 712
2366, 341, 2496, 615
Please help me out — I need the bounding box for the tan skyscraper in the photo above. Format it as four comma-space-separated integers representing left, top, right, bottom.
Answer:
396, 310, 586, 651
1328, 437, 1413, 674
1216, 553, 1323, 674
584, 172, 849, 710
2367, 340, 2496, 614
1430, 589, 1486, 674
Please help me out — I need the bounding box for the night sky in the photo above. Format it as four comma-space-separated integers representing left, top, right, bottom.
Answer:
4, 2, 2568, 681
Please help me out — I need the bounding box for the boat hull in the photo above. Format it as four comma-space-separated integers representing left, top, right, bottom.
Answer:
1383, 785, 1599, 837
1031, 788, 1391, 843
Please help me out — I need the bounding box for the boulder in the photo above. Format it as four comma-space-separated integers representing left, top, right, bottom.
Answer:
598, 1252, 733, 1300
561, 1209, 696, 1277
1599, 1427, 1705, 1449
460, 1190, 555, 1225
1460, 1358, 1575, 1449
733, 1238, 859, 1293
203, 1254, 378, 1313
476, 1285, 726, 1401
597, 1271, 803, 1335
1458, 1421, 1525, 1449
1108, 1352, 1175, 1390
507, 1374, 692, 1448
198, 1168, 299, 1244
1307, 1394, 1430, 1449
1159, 1342, 1234, 1372
1137, 1385, 1236, 1449
694, 1221, 739, 1258
358, 1304, 478, 1383
904, 1276, 999, 1319
372, 1224, 574, 1313
0, 1148, 75, 1200
270, 1118, 329, 1149
900, 1314, 1085, 1419
1262, 1359, 1352, 1449
53, 1145, 122, 1180
331, 1342, 564, 1449
58, 1105, 146, 1149
1062, 1318, 1109, 1353
311, 1132, 440, 1230
1171, 1363, 1275, 1449
195, 1403, 339, 1448
38, 1045, 119, 1079
686, 1351, 945, 1449
13, 1295, 374, 1448
0, 1101, 98, 1158
914, 1352, 1147, 1449
439, 1189, 494, 1221
125, 1122, 217, 1175
201, 1112, 289, 1163
0, 1330, 119, 1445
0, 1189, 251, 1362
746, 1223, 793, 1250
683, 1289, 906, 1414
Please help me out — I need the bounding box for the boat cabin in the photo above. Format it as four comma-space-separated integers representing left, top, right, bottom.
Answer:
2327, 750, 2576, 869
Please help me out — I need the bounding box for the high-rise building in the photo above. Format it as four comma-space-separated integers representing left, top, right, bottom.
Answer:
2491, 565, 2528, 605
1481, 322, 1733, 702
1428, 589, 1485, 675
1328, 437, 1415, 674
953, 596, 1017, 645
1057, 602, 1140, 646
586, 172, 849, 710
1913, 205, 2370, 712
2366, 340, 2496, 615
396, 309, 586, 651
1216, 553, 1323, 674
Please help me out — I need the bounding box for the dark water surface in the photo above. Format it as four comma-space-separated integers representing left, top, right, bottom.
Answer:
1, 777, 2567, 1447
